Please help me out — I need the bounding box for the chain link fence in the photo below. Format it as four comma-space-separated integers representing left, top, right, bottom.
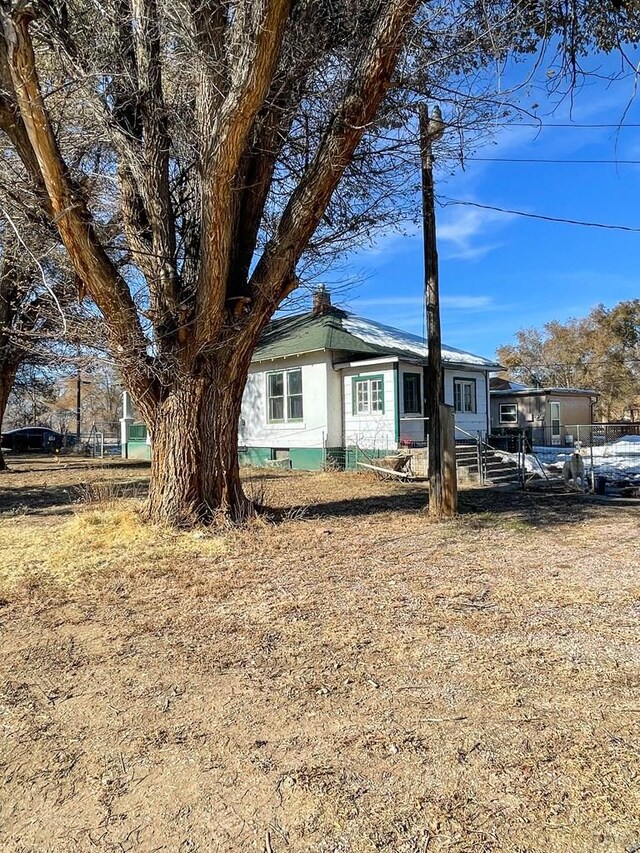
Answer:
490, 424, 640, 495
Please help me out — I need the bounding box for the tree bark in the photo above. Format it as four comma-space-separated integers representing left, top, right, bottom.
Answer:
0, 362, 17, 471
144, 353, 252, 526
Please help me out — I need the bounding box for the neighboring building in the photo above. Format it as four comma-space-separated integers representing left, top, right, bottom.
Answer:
237, 289, 500, 469
489, 377, 598, 446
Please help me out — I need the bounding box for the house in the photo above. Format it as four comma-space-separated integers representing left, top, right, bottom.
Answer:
489, 377, 598, 446
238, 289, 500, 470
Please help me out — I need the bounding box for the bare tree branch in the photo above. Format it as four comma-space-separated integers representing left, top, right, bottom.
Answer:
1, 4, 158, 407
248, 0, 421, 318
196, 0, 292, 344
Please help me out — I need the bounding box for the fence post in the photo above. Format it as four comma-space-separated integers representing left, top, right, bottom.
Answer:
519, 432, 526, 490
476, 432, 482, 485
482, 432, 488, 484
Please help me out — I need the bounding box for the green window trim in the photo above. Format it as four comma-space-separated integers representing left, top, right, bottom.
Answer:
351, 373, 385, 416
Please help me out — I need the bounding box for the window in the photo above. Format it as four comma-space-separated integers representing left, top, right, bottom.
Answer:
454, 378, 476, 414
500, 403, 518, 424
267, 369, 303, 423
403, 373, 421, 415
549, 401, 561, 443
352, 375, 384, 415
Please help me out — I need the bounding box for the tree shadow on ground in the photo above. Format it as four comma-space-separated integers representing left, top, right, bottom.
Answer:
297, 485, 632, 529
2, 455, 150, 473
0, 478, 150, 517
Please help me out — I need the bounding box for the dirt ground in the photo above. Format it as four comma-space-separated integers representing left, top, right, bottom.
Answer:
1, 456, 639, 852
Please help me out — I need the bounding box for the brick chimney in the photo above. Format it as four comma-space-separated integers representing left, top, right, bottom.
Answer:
312, 285, 331, 316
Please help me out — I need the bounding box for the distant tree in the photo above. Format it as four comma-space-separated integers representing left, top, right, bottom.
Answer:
497, 300, 640, 421
0, 0, 638, 522
0, 229, 75, 468
48, 365, 123, 435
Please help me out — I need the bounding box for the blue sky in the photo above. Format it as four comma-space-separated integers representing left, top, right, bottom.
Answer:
334, 52, 640, 361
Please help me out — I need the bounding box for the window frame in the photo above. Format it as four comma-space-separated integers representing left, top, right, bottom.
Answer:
352, 374, 385, 416
266, 368, 304, 424
499, 403, 518, 424
402, 372, 422, 415
453, 377, 477, 414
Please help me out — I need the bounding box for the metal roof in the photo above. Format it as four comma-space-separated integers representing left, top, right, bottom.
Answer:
253, 308, 501, 369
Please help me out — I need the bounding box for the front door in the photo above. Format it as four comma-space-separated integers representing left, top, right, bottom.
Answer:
550, 401, 561, 445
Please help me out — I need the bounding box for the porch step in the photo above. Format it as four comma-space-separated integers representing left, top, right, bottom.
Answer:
455, 442, 521, 487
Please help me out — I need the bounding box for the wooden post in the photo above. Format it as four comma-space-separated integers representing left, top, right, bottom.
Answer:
419, 104, 456, 518
441, 404, 458, 515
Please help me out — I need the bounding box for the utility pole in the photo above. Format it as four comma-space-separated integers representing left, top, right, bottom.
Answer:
419, 104, 457, 518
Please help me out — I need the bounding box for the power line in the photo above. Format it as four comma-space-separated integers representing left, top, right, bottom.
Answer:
440, 197, 640, 233
498, 122, 640, 128
468, 157, 640, 164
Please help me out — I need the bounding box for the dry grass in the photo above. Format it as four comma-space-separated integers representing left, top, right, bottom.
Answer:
0, 504, 226, 590
1, 457, 639, 852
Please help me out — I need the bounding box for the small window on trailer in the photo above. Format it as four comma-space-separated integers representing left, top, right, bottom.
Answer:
500, 403, 518, 424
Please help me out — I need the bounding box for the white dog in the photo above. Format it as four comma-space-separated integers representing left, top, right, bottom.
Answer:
562, 452, 586, 491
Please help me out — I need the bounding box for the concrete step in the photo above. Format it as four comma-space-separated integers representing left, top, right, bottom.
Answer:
486, 461, 518, 472
455, 443, 523, 488
488, 471, 520, 483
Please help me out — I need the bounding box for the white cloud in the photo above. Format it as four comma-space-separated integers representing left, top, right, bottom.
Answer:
355, 294, 493, 310
442, 295, 493, 309
436, 207, 512, 260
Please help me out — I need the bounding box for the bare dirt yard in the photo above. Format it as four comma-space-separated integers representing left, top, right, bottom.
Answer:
1, 456, 639, 852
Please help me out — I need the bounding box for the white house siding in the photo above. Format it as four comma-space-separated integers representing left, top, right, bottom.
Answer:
326, 362, 343, 447
342, 362, 397, 451
240, 353, 330, 449
444, 368, 489, 438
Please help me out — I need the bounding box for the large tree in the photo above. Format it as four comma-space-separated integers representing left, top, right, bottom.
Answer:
0, 0, 637, 523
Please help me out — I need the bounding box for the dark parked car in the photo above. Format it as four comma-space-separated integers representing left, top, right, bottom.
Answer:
0, 427, 73, 453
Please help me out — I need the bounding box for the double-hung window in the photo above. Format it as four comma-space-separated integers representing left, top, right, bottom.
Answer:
403, 372, 422, 415
499, 403, 518, 424
267, 368, 303, 423
454, 378, 476, 414
353, 375, 384, 415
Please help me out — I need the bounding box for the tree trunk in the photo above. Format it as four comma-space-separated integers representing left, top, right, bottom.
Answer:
144, 357, 251, 526
0, 362, 17, 471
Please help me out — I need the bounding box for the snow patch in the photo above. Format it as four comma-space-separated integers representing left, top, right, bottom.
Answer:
341, 314, 499, 368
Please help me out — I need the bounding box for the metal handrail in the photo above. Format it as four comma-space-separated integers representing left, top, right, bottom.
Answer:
454, 425, 479, 443
454, 426, 487, 484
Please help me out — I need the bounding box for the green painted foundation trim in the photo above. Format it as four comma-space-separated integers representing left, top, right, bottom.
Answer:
289, 448, 324, 470
239, 445, 401, 472
239, 446, 326, 471
127, 440, 151, 460
239, 447, 273, 467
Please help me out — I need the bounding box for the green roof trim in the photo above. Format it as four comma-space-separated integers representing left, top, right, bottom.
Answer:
253, 309, 381, 362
